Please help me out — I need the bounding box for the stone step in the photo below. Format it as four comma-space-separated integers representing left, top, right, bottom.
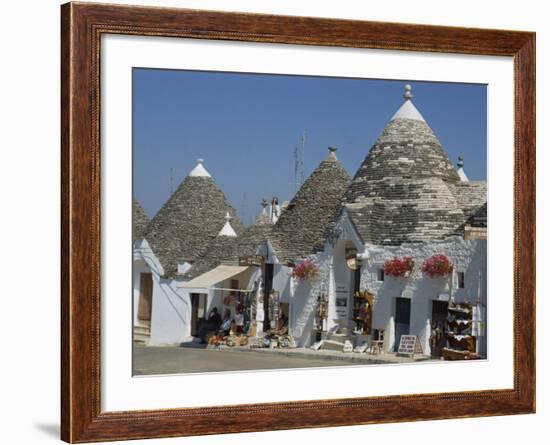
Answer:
326, 333, 349, 344
320, 339, 345, 351
134, 331, 150, 344
133, 323, 151, 344
134, 325, 150, 335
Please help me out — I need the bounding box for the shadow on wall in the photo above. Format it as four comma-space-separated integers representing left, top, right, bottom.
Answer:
372, 274, 449, 352
411, 276, 451, 352
149, 277, 192, 344
457, 242, 487, 303
291, 280, 317, 347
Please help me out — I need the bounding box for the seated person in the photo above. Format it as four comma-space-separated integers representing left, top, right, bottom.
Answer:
234, 304, 244, 334
219, 309, 232, 336
197, 307, 223, 343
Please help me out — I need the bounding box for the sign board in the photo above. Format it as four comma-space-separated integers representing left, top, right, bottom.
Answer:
335, 282, 349, 318
397, 335, 423, 357
239, 255, 264, 267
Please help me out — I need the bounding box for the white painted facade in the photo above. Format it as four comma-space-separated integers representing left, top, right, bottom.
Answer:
133, 239, 195, 344
358, 237, 487, 355
133, 237, 265, 345
264, 209, 487, 356
133, 215, 486, 354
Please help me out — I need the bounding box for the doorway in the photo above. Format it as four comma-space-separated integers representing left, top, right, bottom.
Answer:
190, 293, 207, 337
394, 297, 411, 351
137, 272, 153, 322
263, 263, 274, 331
430, 300, 449, 356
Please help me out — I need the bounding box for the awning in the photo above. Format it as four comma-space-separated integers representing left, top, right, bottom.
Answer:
179, 264, 253, 291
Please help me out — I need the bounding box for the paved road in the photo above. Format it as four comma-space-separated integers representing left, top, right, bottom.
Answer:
133, 344, 353, 375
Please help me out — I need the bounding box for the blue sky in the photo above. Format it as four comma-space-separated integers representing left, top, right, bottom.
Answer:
133, 69, 487, 225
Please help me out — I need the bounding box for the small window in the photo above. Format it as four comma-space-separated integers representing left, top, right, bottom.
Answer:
377, 268, 385, 282
458, 272, 465, 289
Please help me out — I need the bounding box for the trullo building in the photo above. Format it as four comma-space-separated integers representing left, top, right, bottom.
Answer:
323, 85, 487, 356
133, 159, 245, 345
133, 85, 487, 359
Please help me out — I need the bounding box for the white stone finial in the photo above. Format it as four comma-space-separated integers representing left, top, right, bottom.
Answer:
189, 158, 211, 177
456, 156, 469, 182
328, 146, 338, 159
218, 211, 237, 237
403, 84, 413, 100
390, 86, 425, 122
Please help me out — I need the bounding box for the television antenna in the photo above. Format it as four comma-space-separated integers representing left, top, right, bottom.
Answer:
293, 131, 305, 192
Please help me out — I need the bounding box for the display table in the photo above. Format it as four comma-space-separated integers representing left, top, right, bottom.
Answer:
368, 340, 384, 355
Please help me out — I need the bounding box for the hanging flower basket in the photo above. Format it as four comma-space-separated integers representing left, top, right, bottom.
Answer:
422, 254, 454, 278
290, 260, 320, 282
383, 256, 415, 277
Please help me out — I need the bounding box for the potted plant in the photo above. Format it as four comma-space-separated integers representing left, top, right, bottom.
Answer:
383, 256, 415, 278
421, 254, 454, 278
290, 259, 320, 282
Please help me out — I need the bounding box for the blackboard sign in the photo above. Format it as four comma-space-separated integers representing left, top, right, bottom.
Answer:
397, 335, 423, 356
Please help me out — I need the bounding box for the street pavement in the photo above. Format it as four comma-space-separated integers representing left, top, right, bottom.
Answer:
134, 343, 355, 375
133, 343, 435, 375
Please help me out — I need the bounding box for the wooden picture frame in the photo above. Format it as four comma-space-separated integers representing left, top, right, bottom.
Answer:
61, 2, 535, 442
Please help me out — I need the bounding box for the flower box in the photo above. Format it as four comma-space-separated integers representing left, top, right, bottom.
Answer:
291, 259, 320, 282
421, 254, 454, 278
383, 256, 415, 277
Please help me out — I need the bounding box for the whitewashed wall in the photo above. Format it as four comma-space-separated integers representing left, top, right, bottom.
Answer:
281, 232, 487, 352
149, 278, 193, 344
361, 237, 487, 354
287, 248, 334, 347
134, 239, 195, 345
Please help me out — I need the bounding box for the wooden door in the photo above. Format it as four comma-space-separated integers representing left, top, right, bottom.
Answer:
431, 300, 448, 356
263, 263, 274, 331
190, 293, 207, 337
394, 297, 411, 351
137, 272, 153, 321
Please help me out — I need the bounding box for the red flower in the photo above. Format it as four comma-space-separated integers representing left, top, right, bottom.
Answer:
383, 256, 415, 277
291, 260, 320, 282
421, 254, 454, 278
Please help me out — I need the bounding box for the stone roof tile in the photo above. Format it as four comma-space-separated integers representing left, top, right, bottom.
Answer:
132, 199, 150, 240
270, 149, 351, 263
143, 163, 244, 278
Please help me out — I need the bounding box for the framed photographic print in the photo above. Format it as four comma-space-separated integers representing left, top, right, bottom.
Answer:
61, 2, 535, 442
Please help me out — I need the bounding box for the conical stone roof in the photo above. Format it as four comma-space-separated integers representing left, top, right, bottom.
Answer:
346, 100, 459, 194
184, 208, 274, 279
344, 85, 469, 245
270, 147, 351, 263
132, 199, 150, 240
143, 160, 245, 278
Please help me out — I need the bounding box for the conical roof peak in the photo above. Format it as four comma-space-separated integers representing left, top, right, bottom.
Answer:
254, 208, 272, 226
143, 169, 244, 277
218, 212, 238, 237
346, 85, 459, 185
270, 148, 351, 262
342, 84, 467, 244
189, 158, 211, 177
390, 99, 425, 122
